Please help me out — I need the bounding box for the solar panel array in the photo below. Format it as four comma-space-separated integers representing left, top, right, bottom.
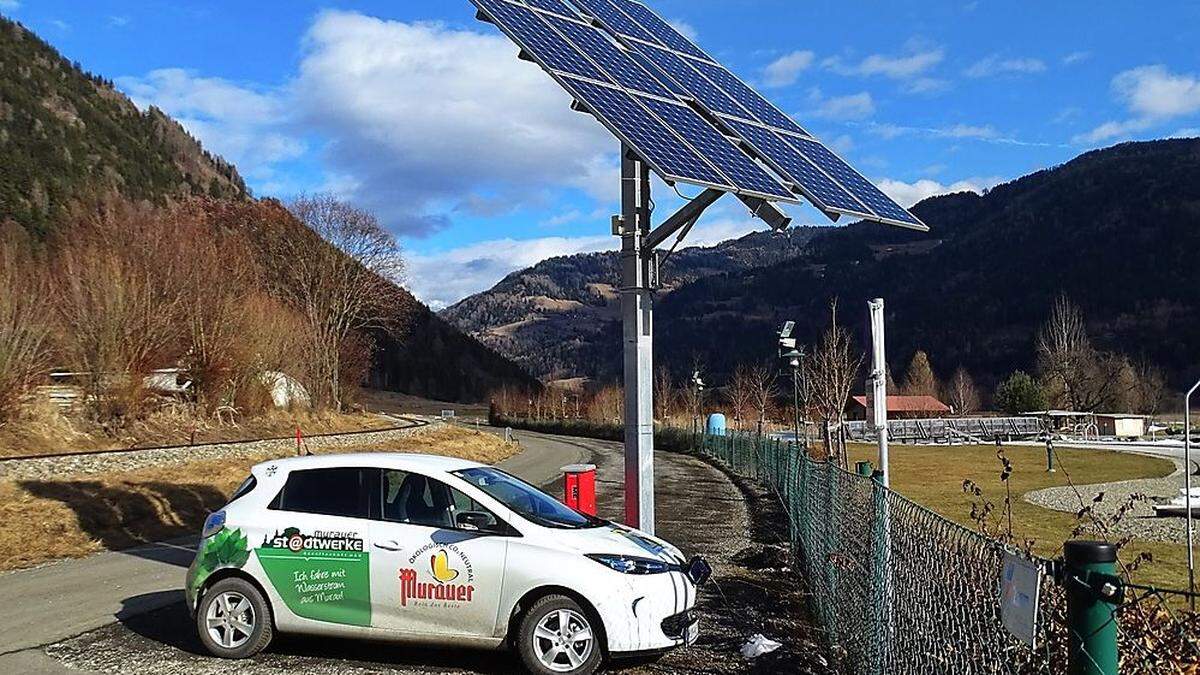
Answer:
471, 0, 927, 230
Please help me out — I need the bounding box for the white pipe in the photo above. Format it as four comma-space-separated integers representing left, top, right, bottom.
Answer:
1187, 379, 1199, 599
869, 298, 889, 486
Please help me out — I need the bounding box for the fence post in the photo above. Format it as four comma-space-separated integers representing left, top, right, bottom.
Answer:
1064, 541, 1119, 675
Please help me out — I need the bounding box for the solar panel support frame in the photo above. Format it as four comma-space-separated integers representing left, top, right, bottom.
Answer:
619, 145, 656, 534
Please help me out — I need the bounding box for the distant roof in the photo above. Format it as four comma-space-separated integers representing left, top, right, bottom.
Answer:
850, 395, 951, 413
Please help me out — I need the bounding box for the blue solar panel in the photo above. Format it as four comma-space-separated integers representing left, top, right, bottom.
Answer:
634, 43, 749, 119
609, 0, 710, 61
545, 15, 672, 98
563, 77, 731, 189
629, 50, 685, 97
520, 0, 578, 16
476, 0, 607, 82
637, 96, 792, 200
786, 135, 922, 226
570, 0, 659, 44
726, 120, 873, 218
687, 59, 809, 137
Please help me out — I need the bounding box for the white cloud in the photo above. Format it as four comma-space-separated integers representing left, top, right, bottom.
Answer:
407, 234, 612, 309
1174, 128, 1200, 138
0, 0, 19, 11
822, 43, 946, 94
875, 176, 1004, 208
294, 11, 613, 236
964, 55, 1046, 78
761, 50, 815, 88
116, 68, 306, 186
668, 19, 698, 41
1076, 65, 1200, 145
108, 16, 130, 28
1062, 51, 1091, 66
824, 46, 944, 80
812, 92, 875, 120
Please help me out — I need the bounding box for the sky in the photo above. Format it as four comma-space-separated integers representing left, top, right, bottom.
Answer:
6, 0, 1200, 308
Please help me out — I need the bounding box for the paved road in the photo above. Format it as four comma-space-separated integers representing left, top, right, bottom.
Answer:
0, 428, 590, 674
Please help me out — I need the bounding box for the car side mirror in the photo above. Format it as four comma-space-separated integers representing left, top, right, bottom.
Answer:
456, 511, 500, 534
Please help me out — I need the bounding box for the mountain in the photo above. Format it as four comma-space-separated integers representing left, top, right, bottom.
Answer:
653, 138, 1200, 391
445, 139, 1200, 393
441, 227, 821, 381
0, 16, 537, 402
0, 16, 247, 236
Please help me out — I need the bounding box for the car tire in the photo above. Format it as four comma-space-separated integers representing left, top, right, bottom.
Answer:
516, 594, 603, 675
196, 577, 273, 659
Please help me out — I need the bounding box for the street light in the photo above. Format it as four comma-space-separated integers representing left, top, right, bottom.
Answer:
1186, 378, 1200, 607
782, 348, 804, 446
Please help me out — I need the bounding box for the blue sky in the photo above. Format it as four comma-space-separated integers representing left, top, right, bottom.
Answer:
6, 0, 1200, 307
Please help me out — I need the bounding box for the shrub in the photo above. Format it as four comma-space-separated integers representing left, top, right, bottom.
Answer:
994, 371, 1048, 416
0, 231, 52, 421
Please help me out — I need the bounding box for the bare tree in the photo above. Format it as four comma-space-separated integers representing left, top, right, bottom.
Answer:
946, 366, 981, 416
805, 301, 863, 467
748, 362, 779, 436
653, 367, 675, 423
268, 195, 406, 411
727, 365, 755, 431
1036, 295, 1139, 412
0, 231, 53, 421
1135, 361, 1167, 416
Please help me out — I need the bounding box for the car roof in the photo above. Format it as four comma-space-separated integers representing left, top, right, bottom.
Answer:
253, 453, 489, 475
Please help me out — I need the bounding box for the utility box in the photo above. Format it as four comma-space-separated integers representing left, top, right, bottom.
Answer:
707, 413, 727, 436
562, 464, 597, 516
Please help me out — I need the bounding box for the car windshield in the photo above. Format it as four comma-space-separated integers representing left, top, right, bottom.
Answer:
453, 467, 605, 529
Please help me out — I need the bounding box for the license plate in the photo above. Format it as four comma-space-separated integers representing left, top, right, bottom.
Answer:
685, 620, 700, 646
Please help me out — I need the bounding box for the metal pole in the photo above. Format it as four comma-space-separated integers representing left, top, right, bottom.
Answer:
619, 146, 655, 534
868, 298, 889, 486
1186, 379, 1200, 605
792, 363, 801, 447
1064, 541, 1119, 675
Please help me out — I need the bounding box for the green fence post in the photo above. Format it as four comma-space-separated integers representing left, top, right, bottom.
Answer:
856, 460, 874, 477
1064, 541, 1120, 675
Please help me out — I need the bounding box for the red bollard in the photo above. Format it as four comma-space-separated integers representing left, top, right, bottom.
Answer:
562, 464, 597, 516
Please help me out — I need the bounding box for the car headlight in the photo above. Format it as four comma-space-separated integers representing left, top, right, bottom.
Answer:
586, 554, 678, 575
201, 511, 226, 539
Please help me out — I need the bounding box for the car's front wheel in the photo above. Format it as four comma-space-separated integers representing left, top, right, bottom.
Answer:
516, 595, 603, 674
196, 577, 273, 659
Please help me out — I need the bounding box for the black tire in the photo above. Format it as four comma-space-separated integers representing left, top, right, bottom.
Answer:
195, 577, 273, 659
516, 594, 604, 675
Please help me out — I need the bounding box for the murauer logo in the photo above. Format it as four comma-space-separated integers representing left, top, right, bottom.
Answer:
398, 544, 476, 607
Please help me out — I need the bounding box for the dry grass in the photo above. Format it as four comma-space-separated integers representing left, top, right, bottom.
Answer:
0, 426, 516, 571
846, 443, 1191, 590
0, 404, 394, 458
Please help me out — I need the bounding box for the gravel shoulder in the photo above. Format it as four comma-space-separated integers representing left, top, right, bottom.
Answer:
1024, 457, 1188, 544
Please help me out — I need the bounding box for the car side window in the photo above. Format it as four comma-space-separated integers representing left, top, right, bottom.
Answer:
381, 470, 497, 530
269, 467, 374, 519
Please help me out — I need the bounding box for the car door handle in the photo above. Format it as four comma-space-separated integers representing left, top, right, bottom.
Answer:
374, 540, 405, 552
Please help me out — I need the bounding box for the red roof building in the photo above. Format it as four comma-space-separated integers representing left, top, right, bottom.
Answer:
847, 395, 952, 420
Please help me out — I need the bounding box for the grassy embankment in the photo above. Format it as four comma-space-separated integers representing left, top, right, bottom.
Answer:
0, 425, 515, 571
846, 443, 1186, 590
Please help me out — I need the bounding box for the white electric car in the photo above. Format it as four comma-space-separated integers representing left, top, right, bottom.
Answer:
186, 453, 710, 674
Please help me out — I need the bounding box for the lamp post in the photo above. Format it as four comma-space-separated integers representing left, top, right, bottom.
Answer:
691, 371, 705, 438
1046, 437, 1056, 473
782, 348, 804, 446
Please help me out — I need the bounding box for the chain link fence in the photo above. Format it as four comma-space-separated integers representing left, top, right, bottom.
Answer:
696, 432, 1200, 674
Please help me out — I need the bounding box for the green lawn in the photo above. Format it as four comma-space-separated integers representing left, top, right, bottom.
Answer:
846, 443, 1190, 590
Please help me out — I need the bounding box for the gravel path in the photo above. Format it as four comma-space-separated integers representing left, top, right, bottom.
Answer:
1024, 458, 1189, 544
0, 418, 437, 482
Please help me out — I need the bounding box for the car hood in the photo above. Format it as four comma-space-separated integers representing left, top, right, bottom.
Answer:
542, 522, 687, 563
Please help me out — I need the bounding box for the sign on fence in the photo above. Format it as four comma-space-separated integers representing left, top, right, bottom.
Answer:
1001, 552, 1043, 647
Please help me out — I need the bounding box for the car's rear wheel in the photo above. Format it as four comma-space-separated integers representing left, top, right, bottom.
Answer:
196, 577, 273, 659
517, 595, 603, 674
